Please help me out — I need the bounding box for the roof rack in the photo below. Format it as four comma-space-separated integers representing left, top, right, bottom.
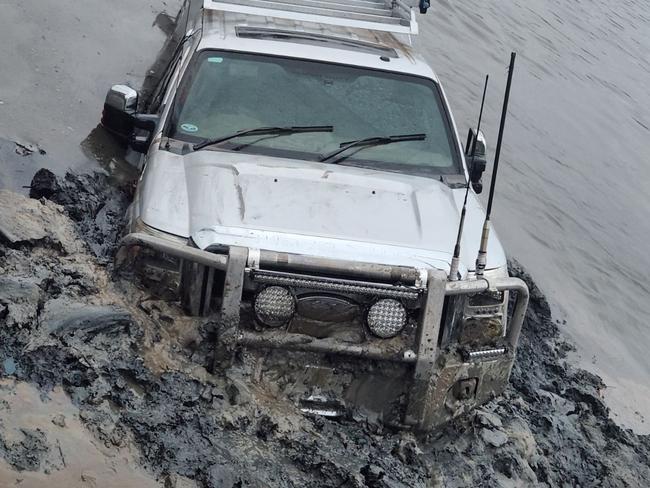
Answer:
203, 0, 425, 35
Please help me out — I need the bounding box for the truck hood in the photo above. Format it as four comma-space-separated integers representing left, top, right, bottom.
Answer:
137, 150, 506, 273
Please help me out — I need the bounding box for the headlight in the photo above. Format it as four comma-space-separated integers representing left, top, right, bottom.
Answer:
366, 299, 407, 338
254, 286, 296, 327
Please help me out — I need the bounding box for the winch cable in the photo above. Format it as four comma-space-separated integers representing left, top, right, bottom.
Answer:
448, 74, 489, 281
475, 52, 517, 278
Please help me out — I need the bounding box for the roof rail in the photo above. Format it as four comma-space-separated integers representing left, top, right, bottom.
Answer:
203, 0, 425, 35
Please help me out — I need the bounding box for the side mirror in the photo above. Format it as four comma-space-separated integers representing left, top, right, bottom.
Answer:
465, 128, 488, 194
130, 114, 160, 153
101, 85, 138, 141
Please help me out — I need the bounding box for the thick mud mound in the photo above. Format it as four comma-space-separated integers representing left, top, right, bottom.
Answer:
0, 171, 648, 487
28, 168, 130, 262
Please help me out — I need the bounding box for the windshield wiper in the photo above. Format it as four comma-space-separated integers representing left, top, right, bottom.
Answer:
320, 133, 426, 164
193, 125, 334, 151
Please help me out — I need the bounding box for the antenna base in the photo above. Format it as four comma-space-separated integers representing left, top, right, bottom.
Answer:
448, 256, 461, 281
475, 251, 487, 278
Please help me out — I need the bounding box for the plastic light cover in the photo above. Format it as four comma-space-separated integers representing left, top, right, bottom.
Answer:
367, 299, 407, 338
254, 286, 296, 327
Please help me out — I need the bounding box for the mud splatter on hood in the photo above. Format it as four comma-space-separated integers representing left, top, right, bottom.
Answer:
138, 149, 507, 272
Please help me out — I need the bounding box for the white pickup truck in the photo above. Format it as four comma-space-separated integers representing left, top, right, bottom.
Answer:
102, 0, 528, 431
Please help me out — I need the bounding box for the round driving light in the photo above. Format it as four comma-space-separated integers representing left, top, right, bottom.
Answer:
254, 286, 295, 327
366, 299, 407, 338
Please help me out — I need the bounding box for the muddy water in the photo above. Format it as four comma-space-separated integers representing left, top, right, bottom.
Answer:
0, 0, 170, 189
0, 0, 648, 435
415, 0, 650, 433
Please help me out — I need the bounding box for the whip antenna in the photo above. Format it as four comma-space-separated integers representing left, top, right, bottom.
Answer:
475, 52, 516, 278
448, 74, 489, 281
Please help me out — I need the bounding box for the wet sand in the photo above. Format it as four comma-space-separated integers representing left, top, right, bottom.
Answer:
0, 380, 162, 488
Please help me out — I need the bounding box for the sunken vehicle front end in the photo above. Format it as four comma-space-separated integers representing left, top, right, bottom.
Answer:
108, 2, 529, 430
121, 232, 529, 431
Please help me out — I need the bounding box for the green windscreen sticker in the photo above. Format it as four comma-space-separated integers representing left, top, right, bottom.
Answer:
208, 57, 224, 63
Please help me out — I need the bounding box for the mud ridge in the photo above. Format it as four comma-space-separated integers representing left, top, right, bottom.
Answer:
0, 170, 648, 487
28, 168, 130, 262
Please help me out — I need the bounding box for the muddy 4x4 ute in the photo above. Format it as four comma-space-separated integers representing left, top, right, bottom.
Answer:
102, 0, 528, 431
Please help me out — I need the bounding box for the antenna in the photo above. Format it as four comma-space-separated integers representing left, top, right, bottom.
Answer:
448, 74, 489, 281
475, 52, 516, 278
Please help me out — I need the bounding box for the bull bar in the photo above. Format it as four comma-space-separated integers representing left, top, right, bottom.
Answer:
119, 232, 529, 430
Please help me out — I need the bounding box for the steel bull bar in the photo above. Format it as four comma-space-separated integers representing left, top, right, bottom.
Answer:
119, 232, 529, 430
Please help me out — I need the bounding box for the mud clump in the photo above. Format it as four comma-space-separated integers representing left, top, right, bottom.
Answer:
0, 429, 49, 472
28, 168, 129, 261
0, 170, 648, 487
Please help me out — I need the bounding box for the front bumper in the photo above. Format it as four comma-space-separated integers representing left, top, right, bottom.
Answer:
118, 232, 529, 431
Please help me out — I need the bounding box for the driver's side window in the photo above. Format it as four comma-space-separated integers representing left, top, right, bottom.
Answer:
148, 49, 184, 114
146, 0, 192, 113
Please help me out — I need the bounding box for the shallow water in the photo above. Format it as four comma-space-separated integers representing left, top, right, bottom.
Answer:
0, 0, 168, 189
0, 0, 648, 433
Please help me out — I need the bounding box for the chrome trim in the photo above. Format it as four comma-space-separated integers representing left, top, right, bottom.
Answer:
416, 268, 428, 288
299, 395, 346, 418
247, 248, 261, 269
464, 347, 508, 361
105, 84, 138, 111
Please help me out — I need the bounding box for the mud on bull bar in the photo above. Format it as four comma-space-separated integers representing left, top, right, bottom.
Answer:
119, 233, 529, 431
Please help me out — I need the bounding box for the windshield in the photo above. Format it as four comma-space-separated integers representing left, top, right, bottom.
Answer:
168, 50, 462, 177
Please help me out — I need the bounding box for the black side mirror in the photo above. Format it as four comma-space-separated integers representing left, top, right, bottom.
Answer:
101, 85, 138, 141
130, 114, 160, 153
465, 128, 488, 194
